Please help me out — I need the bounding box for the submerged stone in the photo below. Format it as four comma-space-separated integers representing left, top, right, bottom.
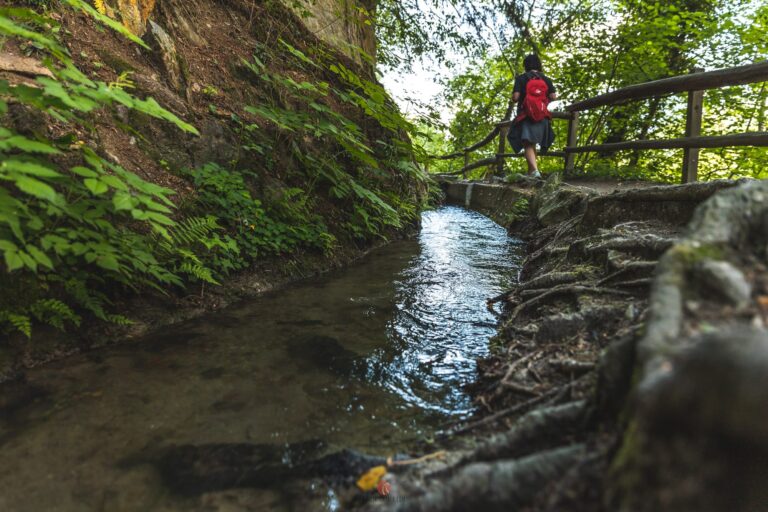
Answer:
154, 441, 392, 495
286, 335, 364, 376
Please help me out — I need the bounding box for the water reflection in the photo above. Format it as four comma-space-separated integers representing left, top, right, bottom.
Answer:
370, 206, 524, 416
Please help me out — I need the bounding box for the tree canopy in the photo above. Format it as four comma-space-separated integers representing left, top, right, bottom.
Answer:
376, 0, 768, 181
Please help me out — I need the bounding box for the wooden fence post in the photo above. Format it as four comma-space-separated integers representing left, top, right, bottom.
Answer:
564, 111, 579, 175
463, 150, 469, 179
683, 69, 704, 183
496, 126, 509, 176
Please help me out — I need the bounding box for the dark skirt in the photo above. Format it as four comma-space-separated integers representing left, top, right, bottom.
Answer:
507, 118, 556, 154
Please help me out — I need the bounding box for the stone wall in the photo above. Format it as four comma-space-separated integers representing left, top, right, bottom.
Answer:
441, 180, 532, 225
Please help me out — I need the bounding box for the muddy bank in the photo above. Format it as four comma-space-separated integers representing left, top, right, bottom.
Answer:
362, 177, 768, 511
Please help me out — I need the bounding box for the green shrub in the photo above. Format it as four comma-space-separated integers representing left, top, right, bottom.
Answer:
0, 2, 228, 337
183, 163, 334, 272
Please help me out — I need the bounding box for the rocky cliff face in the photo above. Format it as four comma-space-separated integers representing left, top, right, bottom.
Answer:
294, 0, 377, 64
0, 0, 423, 375
93, 0, 377, 65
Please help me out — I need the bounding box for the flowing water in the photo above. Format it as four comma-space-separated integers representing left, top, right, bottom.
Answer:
0, 206, 524, 511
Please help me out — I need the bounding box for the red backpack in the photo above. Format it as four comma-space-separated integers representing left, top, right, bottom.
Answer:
522, 73, 551, 122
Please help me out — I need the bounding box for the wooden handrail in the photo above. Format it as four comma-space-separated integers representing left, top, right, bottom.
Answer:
464, 126, 501, 153
496, 111, 573, 126
566, 60, 768, 112
564, 132, 768, 154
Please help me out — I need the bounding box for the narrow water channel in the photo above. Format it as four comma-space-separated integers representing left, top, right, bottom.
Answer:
0, 206, 524, 511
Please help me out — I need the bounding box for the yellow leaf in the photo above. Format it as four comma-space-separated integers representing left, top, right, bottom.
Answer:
356, 465, 387, 492
94, 0, 107, 15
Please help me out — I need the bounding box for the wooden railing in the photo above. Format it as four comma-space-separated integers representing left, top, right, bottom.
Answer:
439, 61, 768, 183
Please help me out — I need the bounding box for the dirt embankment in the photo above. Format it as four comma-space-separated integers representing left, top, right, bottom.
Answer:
364, 177, 768, 512
0, 0, 425, 380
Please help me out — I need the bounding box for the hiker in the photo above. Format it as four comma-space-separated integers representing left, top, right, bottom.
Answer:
508, 54, 557, 179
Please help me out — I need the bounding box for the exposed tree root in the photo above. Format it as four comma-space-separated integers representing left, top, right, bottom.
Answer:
598, 260, 657, 284
511, 284, 630, 320
448, 384, 570, 436
519, 271, 590, 292
549, 358, 595, 374
365, 179, 760, 512
460, 401, 587, 465
389, 444, 586, 512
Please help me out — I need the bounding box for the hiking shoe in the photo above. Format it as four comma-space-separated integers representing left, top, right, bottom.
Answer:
531, 170, 542, 179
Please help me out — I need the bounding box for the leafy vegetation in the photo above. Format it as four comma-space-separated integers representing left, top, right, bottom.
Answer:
0, 2, 230, 337
235, 39, 427, 240
182, 162, 332, 274
0, 1, 428, 339
377, 0, 768, 181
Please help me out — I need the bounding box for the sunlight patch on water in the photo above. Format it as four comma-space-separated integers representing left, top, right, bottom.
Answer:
369, 206, 524, 416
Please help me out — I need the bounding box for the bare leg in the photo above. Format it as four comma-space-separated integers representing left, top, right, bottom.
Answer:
523, 142, 538, 174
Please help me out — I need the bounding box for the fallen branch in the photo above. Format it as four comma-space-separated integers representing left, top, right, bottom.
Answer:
549, 359, 595, 375
512, 284, 631, 321
447, 384, 568, 436
598, 260, 657, 285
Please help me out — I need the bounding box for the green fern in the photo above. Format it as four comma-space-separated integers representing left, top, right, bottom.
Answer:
29, 298, 81, 330
153, 216, 225, 285
64, 277, 109, 320
180, 262, 216, 284
0, 311, 32, 338
170, 216, 221, 246
105, 313, 133, 326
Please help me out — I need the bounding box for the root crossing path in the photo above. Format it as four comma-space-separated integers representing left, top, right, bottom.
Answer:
367, 177, 768, 512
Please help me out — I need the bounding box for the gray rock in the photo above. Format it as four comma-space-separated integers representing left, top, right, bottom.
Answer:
697, 259, 752, 308
640, 326, 768, 449
146, 21, 184, 93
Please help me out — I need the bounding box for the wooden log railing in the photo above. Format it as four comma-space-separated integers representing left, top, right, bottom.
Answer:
439, 60, 768, 183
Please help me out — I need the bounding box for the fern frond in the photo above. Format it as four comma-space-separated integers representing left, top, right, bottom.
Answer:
180, 262, 219, 284
65, 278, 108, 320
29, 299, 82, 330
106, 313, 134, 326
0, 311, 32, 338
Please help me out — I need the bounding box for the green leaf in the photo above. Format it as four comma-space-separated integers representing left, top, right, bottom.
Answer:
144, 211, 175, 226
70, 166, 99, 178
100, 175, 128, 191
84, 178, 109, 195
18, 250, 37, 271
26, 245, 53, 269
96, 253, 120, 271
4, 250, 23, 271
112, 192, 134, 211
3, 159, 62, 178
0, 136, 61, 154
15, 176, 58, 200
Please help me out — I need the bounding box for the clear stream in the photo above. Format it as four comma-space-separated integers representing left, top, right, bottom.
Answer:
0, 206, 524, 511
